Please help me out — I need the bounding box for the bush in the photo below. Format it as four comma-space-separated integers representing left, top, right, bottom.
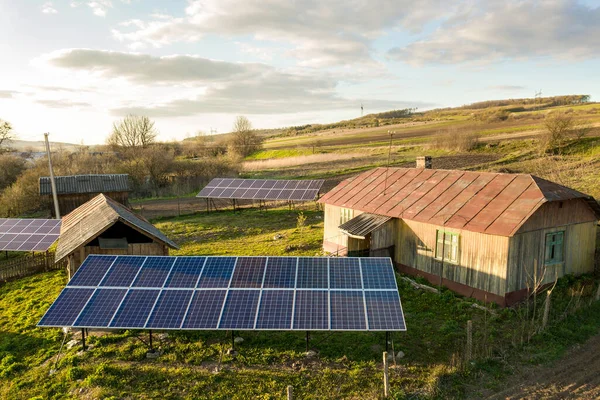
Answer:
0, 154, 26, 191
430, 129, 480, 152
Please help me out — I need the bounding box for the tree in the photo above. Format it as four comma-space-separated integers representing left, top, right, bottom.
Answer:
0, 120, 15, 151
107, 115, 157, 150
540, 112, 591, 153
227, 116, 263, 157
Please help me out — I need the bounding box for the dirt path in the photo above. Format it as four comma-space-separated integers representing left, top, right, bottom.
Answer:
484, 334, 600, 399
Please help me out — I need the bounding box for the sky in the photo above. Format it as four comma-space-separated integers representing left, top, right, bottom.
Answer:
1, 0, 599, 145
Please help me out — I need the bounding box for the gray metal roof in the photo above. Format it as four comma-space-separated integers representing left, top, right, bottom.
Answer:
40, 174, 131, 196
55, 194, 178, 262
339, 213, 392, 239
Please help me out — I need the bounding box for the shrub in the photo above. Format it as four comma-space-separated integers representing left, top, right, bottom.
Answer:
430, 129, 480, 152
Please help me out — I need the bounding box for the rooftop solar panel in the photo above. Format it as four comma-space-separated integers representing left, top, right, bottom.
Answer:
39, 255, 405, 332
196, 178, 324, 202
0, 218, 61, 252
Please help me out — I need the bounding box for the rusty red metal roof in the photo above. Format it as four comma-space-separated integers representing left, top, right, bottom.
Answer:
319, 168, 600, 236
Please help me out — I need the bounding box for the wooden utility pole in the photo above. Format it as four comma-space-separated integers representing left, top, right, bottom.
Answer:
44, 133, 60, 219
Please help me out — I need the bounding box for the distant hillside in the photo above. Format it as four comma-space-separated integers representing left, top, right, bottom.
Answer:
8, 139, 84, 152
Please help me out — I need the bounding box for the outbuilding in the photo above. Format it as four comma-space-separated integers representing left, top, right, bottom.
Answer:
40, 174, 131, 217
319, 162, 600, 305
55, 194, 179, 278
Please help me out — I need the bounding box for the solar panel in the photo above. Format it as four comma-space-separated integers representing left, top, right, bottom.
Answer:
39, 255, 405, 332
196, 178, 324, 201
0, 219, 61, 252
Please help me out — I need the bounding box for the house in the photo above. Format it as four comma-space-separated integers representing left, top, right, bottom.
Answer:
40, 174, 131, 217
319, 160, 600, 306
55, 194, 179, 278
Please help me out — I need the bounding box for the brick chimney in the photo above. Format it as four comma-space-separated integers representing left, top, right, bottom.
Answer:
416, 156, 432, 169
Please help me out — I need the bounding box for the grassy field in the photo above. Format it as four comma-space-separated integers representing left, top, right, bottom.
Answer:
2, 208, 600, 399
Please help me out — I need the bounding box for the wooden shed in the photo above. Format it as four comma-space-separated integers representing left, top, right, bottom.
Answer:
319, 166, 600, 306
40, 174, 131, 217
55, 194, 179, 278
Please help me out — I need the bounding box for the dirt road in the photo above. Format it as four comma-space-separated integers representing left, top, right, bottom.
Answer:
484, 334, 600, 399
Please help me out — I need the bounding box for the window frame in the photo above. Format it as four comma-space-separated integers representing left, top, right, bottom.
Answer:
544, 231, 565, 266
339, 207, 354, 225
434, 230, 460, 264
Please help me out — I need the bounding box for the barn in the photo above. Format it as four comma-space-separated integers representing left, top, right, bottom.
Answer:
55, 194, 178, 278
319, 162, 600, 306
40, 174, 131, 217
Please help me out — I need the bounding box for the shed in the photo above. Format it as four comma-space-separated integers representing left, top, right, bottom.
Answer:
40, 174, 131, 217
319, 167, 600, 306
56, 194, 178, 278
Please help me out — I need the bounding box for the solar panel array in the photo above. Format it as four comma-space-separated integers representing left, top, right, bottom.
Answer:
197, 179, 324, 201
0, 219, 62, 251
38, 255, 406, 332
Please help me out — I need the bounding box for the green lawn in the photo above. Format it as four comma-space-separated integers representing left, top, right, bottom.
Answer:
1, 209, 600, 399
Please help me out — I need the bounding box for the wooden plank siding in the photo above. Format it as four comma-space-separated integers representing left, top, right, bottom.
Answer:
507, 221, 597, 292
396, 220, 509, 296
372, 219, 396, 250
44, 191, 130, 217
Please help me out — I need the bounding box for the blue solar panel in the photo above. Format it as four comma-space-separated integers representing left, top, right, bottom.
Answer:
197, 257, 236, 288
329, 258, 362, 289
182, 290, 226, 329
330, 291, 366, 330
255, 290, 293, 329
109, 289, 160, 328
132, 257, 175, 287
165, 257, 206, 288
100, 256, 146, 287
39, 255, 405, 332
218, 290, 260, 329
73, 289, 127, 328
360, 258, 397, 289
38, 288, 95, 327
293, 290, 329, 330
230, 257, 266, 288
262, 257, 296, 288
68, 255, 117, 287
364, 291, 406, 330
296, 258, 328, 289
146, 290, 193, 329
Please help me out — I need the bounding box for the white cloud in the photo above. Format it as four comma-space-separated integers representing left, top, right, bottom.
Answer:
111, 0, 447, 66
38, 48, 432, 117
70, 0, 129, 16
389, 0, 600, 65
41, 2, 58, 14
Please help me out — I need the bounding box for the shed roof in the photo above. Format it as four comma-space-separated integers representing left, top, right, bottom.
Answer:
56, 194, 178, 262
339, 213, 392, 239
319, 167, 600, 237
40, 174, 131, 196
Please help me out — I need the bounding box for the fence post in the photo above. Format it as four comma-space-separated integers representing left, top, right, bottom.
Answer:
466, 320, 473, 363
542, 290, 551, 330
286, 385, 293, 400
383, 351, 389, 398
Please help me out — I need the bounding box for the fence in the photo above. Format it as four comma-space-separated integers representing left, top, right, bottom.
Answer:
0, 252, 66, 283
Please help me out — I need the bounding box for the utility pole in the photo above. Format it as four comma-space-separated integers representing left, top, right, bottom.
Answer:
384, 131, 395, 194
44, 133, 61, 219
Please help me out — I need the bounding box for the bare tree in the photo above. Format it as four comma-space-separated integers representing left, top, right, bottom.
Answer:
107, 115, 157, 150
540, 112, 591, 153
0, 120, 15, 151
227, 116, 263, 157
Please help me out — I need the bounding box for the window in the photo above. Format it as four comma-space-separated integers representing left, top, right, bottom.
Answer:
340, 208, 354, 225
435, 230, 459, 264
545, 231, 564, 265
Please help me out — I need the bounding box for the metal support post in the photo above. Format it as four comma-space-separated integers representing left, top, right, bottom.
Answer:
81, 329, 86, 351
306, 331, 310, 352
149, 330, 153, 351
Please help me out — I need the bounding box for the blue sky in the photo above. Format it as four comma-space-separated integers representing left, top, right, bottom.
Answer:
1, 0, 599, 144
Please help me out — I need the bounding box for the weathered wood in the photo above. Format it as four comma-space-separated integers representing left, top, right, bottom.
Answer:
0, 252, 65, 283
383, 351, 389, 398
286, 385, 293, 400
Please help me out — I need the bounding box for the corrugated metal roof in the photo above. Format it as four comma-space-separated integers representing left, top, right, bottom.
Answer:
339, 213, 392, 239
39, 174, 131, 196
56, 194, 178, 262
319, 167, 600, 237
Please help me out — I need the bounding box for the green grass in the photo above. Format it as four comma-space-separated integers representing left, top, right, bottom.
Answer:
245, 148, 318, 160
1, 209, 600, 399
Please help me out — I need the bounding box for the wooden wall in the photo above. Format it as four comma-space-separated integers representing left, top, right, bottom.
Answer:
67, 242, 168, 278
323, 205, 362, 253
372, 219, 396, 250
46, 191, 130, 217
507, 221, 597, 292
517, 199, 597, 234
395, 220, 510, 296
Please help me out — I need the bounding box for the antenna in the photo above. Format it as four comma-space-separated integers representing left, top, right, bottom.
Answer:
384, 130, 396, 194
